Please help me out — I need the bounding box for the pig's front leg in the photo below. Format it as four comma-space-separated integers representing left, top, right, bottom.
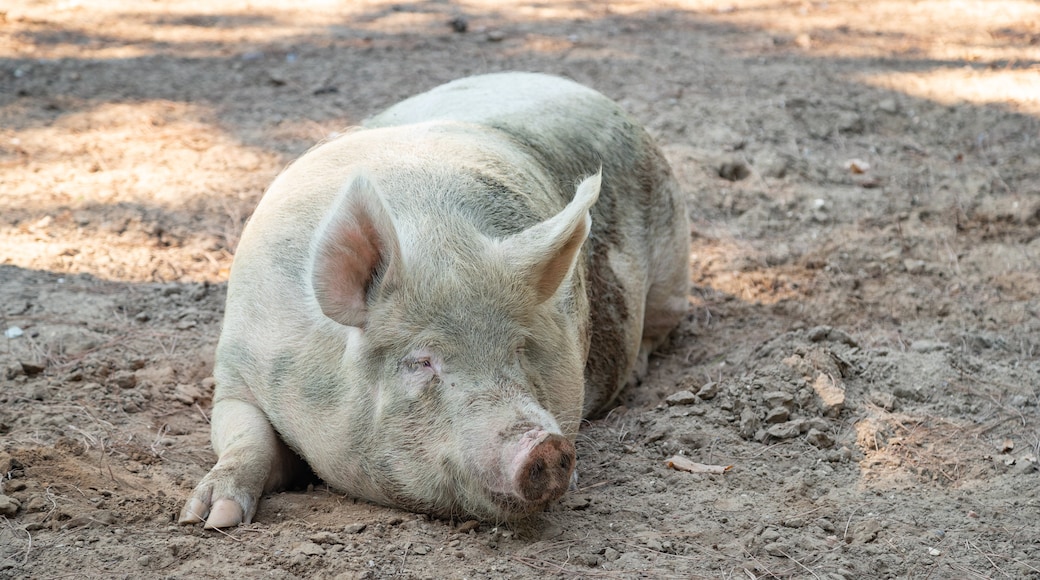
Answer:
179, 398, 302, 528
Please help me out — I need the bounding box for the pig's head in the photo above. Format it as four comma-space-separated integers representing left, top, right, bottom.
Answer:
307, 170, 600, 521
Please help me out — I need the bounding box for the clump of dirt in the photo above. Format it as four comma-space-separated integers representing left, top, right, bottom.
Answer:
2, 1, 1038, 578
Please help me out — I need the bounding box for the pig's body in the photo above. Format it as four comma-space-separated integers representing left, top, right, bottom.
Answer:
180, 73, 689, 528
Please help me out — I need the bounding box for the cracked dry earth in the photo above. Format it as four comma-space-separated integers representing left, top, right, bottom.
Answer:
2, 1, 1039, 578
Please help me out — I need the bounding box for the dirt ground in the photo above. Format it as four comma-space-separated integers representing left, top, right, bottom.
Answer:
2, 0, 1039, 578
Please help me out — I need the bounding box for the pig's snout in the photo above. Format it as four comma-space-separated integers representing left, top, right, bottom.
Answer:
513, 430, 576, 505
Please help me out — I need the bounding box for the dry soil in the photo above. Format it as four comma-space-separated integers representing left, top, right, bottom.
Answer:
2, 1, 1039, 578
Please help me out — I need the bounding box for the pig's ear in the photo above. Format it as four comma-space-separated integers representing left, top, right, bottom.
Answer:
311, 175, 401, 328
506, 171, 601, 304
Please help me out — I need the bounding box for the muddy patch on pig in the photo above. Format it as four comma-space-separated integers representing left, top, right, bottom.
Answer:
2, 1, 1039, 578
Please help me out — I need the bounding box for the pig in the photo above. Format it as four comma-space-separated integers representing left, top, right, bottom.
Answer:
179, 72, 689, 529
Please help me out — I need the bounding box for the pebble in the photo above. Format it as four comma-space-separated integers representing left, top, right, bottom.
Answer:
309, 531, 343, 545
878, 97, 899, 114
665, 390, 698, 406
764, 407, 789, 423
910, 339, 947, 353
868, 390, 896, 411
560, 495, 591, 511
0, 494, 20, 517
20, 361, 46, 376
695, 381, 718, 400
4, 326, 23, 339
111, 370, 137, 389
172, 383, 203, 405
765, 422, 801, 440
806, 428, 835, 449
343, 523, 367, 534
449, 15, 468, 33
812, 373, 845, 417
1008, 395, 1029, 408
295, 541, 325, 556
763, 391, 794, 409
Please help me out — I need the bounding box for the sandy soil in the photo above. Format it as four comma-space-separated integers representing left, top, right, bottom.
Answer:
2, 1, 1039, 578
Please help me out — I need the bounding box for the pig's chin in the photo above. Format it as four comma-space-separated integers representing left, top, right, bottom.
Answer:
483, 491, 561, 520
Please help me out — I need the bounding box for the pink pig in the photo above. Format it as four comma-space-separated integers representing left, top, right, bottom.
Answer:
180, 73, 689, 528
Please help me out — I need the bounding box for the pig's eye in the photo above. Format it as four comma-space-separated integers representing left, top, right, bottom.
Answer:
404, 355, 437, 374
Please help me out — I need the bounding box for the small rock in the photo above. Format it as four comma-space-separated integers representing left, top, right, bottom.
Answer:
739, 408, 760, 440
1008, 395, 1029, 408
172, 383, 203, 405
765, 422, 801, 440
65, 510, 116, 529
411, 544, 430, 555
878, 98, 899, 114
449, 15, 468, 33
200, 377, 217, 392
560, 496, 590, 511
806, 326, 858, 346
111, 370, 137, 389
486, 30, 505, 42
806, 428, 834, 449
20, 361, 46, 376
1014, 453, 1038, 474
343, 523, 368, 534
665, 390, 698, 406
812, 373, 845, 417
836, 111, 864, 134
868, 390, 896, 411
904, 259, 927, 274
851, 519, 881, 544
695, 381, 718, 400
457, 520, 479, 533
5, 364, 24, 380
644, 424, 671, 443
910, 340, 947, 353
764, 407, 789, 424
309, 531, 343, 545
928, 547, 942, 557
0, 494, 20, 517
807, 326, 831, 342
4, 326, 23, 339
764, 542, 791, 557
763, 391, 795, 409
25, 495, 49, 512
295, 541, 325, 556
844, 158, 870, 174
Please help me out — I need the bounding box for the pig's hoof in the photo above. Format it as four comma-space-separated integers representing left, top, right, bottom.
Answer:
516, 433, 576, 504
204, 499, 246, 529
178, 467, 259, 528
179, 488, 251, 529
